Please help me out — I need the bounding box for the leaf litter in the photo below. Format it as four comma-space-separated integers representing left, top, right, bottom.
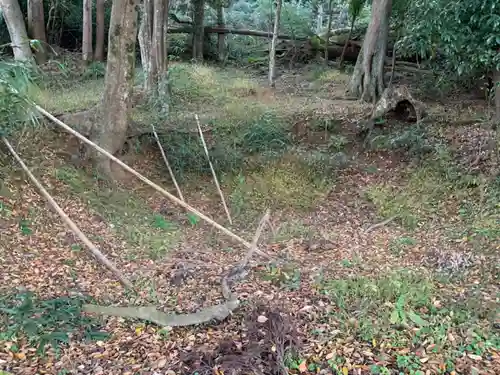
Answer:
1, 94, 499, 374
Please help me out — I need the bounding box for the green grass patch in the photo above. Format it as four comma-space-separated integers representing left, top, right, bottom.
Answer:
227, 158, 332, 218
54, 166, 180, 259
365, 152, 500, 235
0, 290, 107, 356
318, 269, 499, 366
35, 79, 103, 113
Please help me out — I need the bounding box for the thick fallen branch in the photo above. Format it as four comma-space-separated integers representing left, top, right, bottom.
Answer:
36, 105, 271, 260
83, 210, 271, 326
168, 26, 308, 41
2, 137, 135, 291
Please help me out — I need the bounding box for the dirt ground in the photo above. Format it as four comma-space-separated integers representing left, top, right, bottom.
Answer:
0, 63, 499, 375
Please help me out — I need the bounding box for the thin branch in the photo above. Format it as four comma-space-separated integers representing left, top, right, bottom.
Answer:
35, 105, 271, 260
195, 114, 232, 225
151, 124, 184, 201
2, 136, 135, 291
84, 209, 271, 326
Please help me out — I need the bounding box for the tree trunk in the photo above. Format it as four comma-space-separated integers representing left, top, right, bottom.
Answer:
0, 0, 33, 61
268, 0, 282, 87
216, 5, 225, 62
82, 0, 93, 63
94, 0, 106, 61
339, 17, 355, 68
139, 0, 154, 91
324, 0, 333, 64
139, 0, 169, 110
27, 0, 47, 64
90, 0, 139, 177
192, 0, 205, 60
494, 68, 500, 124
347, 0, 392, 103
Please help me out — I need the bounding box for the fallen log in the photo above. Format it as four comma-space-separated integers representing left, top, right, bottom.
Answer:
168, 26, 309, 41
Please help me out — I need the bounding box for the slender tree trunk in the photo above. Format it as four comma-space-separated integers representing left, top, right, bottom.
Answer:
82, 0, 93, 63
27, 0, 47, 64
216, 5, 225, 62
94, 0, 106, 61
192, 0, 205, 60
324, 0, 333, 64
0, 0, 34, 61
139, 0, 169, 109
494, 68, 500, 124
268, 0, 282, 87
347, 0, 392, 103
139, 0, 154, 91
90, 0, 139, 177
339, 17, 356, 68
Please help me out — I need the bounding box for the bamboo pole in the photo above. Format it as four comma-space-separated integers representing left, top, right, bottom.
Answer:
35, 105, 270, 259
195, 114, 232, 225
2, 137, 135, 290
151, 124, 184, 201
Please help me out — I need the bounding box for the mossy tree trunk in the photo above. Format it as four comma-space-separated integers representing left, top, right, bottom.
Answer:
94, 0, 106, 61
268, 0, 282, 87
90, 0, 139, 177
216, 5, 225, 62
347, 0, 392, 103
139, 0, 169, 112
27, 0, 47, 64
192, 0, 205, 60
82, 0, 93, 63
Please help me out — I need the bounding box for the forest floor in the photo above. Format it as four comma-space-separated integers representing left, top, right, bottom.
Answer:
0, 60, 499, 375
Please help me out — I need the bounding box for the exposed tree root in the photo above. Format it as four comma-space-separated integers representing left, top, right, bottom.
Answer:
83, 210, 271, 327
358, 85, 428, 138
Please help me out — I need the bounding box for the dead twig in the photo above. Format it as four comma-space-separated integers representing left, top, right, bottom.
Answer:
35, 105, 271, 260
364, 215, 397, 233
195, 114, 233, 225
151, 124, 184, 201
2, 136, 135, 291
84, 209, 270, 326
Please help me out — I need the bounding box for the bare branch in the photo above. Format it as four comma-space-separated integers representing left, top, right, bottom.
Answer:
151, 124, 185, 201
2, 136, 135, 291
35, 105, 272, 260
195, 114, 232, 225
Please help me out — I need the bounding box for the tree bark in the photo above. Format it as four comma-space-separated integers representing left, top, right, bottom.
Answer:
216, 5, 225, 62
90, 0, 139, 177
82, 0, 93, 63
268, 0, 282, 87
27, 0, 47, 64
0, 0, 34, 61
94, 0, 106, 61
347, 0, 392, 103
192, 0, 205, 60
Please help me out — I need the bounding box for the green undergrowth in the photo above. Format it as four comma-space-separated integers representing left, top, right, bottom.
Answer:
316, 269, 499, 372
0, 290, 107, 356
226, 158, 332, 219
53, 165, 180, 259
365, 147, 500, 242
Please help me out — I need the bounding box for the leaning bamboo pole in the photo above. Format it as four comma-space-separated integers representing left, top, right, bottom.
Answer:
2, 137, 135, 290
195, 114, 232, 225
34, 105, 270, 259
